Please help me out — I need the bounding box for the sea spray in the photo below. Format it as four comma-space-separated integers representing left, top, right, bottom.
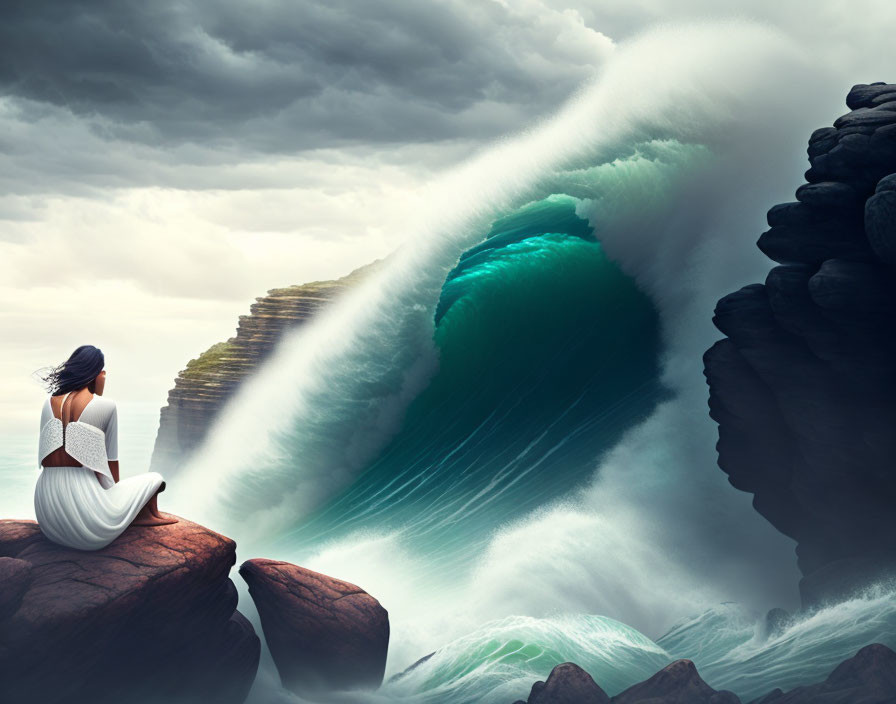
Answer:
170, 20, 804, 553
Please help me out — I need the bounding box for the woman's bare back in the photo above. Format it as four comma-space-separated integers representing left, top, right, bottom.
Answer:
41, 388, 176, 526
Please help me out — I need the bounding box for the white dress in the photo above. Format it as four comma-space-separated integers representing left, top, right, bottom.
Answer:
34, 392, 165, 551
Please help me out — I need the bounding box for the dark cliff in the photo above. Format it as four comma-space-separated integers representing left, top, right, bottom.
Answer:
703, 82, 896, 606
150, 259, 383, 477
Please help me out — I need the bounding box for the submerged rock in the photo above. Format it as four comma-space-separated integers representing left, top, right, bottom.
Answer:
387, 650, 437, 684
747, 643, 896, 703
704, 82, 896, 606
239, 558, 389, 696
0, 516, 260, 704
611, 659, 740, 704
510, 645, 896, 704
512, 659, 738, 704
764, 608, 794, 637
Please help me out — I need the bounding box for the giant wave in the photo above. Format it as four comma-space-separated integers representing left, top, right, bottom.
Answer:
164, 20, 896, 704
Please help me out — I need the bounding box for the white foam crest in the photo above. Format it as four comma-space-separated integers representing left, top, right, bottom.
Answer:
375, 612, 670, 703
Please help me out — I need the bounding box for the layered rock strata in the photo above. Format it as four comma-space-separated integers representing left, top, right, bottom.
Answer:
0, 517, 260, 704
150, 259, 383, 476
703, 82, 896, 605
240, 558, 389, 697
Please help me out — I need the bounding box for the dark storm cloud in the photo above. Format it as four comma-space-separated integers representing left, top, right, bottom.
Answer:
0, 0, 611, 151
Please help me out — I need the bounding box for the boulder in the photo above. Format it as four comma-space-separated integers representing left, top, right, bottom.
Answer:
807, 259, 895, 313
833, 108, 896, 130
511, 662, 610, 704
0, 517, 260, 704
846, 82, 893, 110
795, 181, 860, 209
239, 558, 389, 696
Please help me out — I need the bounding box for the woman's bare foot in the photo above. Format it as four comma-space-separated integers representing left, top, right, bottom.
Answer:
148, 501, 178, 524
131, 496, 179, 526
129, 485, 178, 526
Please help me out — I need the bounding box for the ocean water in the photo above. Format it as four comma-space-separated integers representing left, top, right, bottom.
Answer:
5, 21, 896, 704
373, 589, 896, 703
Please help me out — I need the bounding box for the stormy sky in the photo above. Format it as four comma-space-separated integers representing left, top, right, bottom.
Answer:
1, 0, 893, 432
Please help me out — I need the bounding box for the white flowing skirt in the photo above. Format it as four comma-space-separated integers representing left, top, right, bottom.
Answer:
34, 466, 165, 551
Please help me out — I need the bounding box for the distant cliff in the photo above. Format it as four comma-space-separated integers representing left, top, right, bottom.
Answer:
704, 83, 896, 606
150, 259, 384, 477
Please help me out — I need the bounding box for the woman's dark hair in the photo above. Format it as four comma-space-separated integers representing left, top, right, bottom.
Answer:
33, 345, 105, 396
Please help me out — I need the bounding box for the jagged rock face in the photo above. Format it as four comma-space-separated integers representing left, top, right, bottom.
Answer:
611, 660, 740, 704
150, 259, 384, 476
511, 662, 610, 704
703, 82, 896, 606
511, 644, 896, 704
239, 558, 389, 697
511, 659, 738, 704
0, 517, 260, 704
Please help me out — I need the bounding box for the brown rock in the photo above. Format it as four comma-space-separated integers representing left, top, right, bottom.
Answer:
0, 519, 44, 557
519, 662, 610, 704
0, 557, 31, 622
0, 516, 259, 704
239, 557, 389, 696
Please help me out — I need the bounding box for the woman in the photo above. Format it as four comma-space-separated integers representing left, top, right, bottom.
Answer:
33, 344, 177, 551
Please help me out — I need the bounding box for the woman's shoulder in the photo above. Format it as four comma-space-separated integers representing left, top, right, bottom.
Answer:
84, 395, 117, 423
92, 395, 117, 411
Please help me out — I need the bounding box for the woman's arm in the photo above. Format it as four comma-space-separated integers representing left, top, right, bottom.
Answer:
97, 401, 120, 485
95, 462, 120, 485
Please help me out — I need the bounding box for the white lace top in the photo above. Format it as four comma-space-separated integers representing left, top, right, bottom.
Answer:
38, 392, 119, 488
